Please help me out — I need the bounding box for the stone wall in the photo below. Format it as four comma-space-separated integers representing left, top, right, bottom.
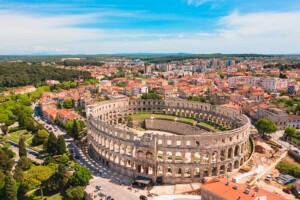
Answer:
86, 98, 251, 184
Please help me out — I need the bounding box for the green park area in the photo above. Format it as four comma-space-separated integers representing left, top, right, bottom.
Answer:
7, 130, 44, 152
130, 113, 196, 123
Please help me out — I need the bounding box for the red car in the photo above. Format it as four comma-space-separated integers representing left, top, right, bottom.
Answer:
282, 188, 291, 194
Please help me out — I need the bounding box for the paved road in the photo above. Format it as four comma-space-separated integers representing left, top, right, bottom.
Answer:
7, 139, 44, 163
256, 180, 294, 200
67, 142, 148, 200
272, 130, 299, 153
32, 104, 148, 199
9, 142, 44, 163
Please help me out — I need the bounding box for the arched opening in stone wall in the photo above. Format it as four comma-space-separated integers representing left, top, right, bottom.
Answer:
234, 160, 239, 169
241, 143, 244, 154
148, 166, 153, 175
212, 167, 217, 176
228, 148, 233, 159
194, 153, 201, 163
118, 118, 123, 124
194, 168, 200, 178
175, 152, 182, 163
220, 150, 225, 161
137, 165, 143, 173
166, 151, 172, 162
203, 168, 209, 177
211, 151, 218, 162
176, 168, 182, 177
220, 165, 225, 174
185, 152, 191, 163
166, 167, 172, 177
203, 154, 209, 163
184, 168, 191, 178
157, 151, 163, 161
146, 152, 153, 160
234, 145, 240, 157
137, 150, 144, 159
157, 165, 163, 176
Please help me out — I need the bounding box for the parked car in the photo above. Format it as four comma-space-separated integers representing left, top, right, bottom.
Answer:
282, 188, 291, 194
139, 195, 148, 200
293, 150, 299, 154
96, 185, 102, 190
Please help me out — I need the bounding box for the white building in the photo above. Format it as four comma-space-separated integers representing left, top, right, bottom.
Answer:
288, 115, 300, 129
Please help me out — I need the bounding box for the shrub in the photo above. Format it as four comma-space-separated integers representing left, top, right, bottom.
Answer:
8, 127, 19, 133
276, 161, 300, 178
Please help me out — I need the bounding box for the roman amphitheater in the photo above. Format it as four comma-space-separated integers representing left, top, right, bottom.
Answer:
86, 98, 251, 185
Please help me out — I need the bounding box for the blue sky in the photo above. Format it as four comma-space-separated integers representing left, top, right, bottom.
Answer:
0, 0, 299, 54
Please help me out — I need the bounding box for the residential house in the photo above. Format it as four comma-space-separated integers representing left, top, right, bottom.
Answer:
56, 109, 81, 125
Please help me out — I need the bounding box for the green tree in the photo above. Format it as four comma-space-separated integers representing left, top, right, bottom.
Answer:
57, 135, 67, 155
4, 172, 17, 200
255, 118, 277, 137
72, 119, 80, 140
63, 99, 73, 109
65, 186, 85, 200
70, 81, 78, 88
32, 129, 49, 145
295, 104, 300, 114
218, 72, 225, 79
0, 171, 5, 198
46, 132, 57, 155
141, 92, 162, 100
69, 165, 92, 186
43, 156, 56, 166
16, 156, 32, 171
13, 167, 24, 182
0, 148, 15, 172
0, 126, 8, 135
25, 119, 38, 133
58, 155, 69, 165
284, 126, 297, 138
21, 166, 54, 193
18, 136, 27, 157
45, 164, 67, 192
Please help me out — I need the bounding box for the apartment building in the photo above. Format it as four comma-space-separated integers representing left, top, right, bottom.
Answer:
257, 105, 288, 130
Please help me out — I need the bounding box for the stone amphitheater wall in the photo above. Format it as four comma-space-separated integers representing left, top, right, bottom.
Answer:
86, 99, 251, 184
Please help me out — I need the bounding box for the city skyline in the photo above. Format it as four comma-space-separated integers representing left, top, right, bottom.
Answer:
0, 0, 300, 54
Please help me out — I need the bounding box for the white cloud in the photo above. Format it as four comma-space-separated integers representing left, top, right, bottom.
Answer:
187, 0, 210, 7
0, 10, 299, 54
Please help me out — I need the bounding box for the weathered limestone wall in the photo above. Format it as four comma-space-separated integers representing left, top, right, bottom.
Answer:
86, 98, 251, 184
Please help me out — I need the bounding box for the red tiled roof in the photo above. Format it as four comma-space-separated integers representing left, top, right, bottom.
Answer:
201, 178, 285, 200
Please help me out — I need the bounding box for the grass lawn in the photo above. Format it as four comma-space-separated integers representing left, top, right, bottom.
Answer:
130, 113, 229, 132
130, 113, 197, 123
131, 113, 175, 120
7, 130, 31, 143
179, 117, 196, 123
7, 130, 43, 152
198, 122, 221, 132
25, 190, 63, 200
